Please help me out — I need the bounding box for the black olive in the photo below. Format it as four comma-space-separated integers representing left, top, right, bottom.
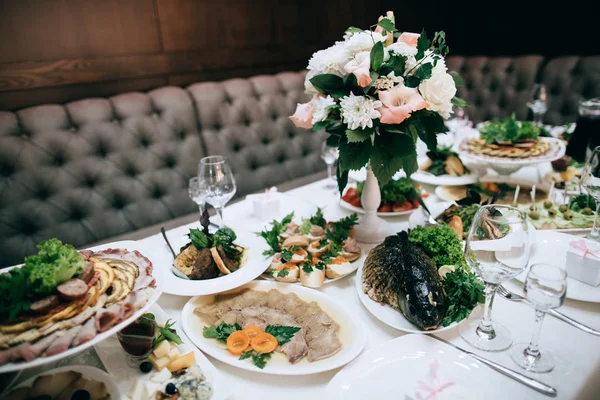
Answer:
165, 382, 178, 395
71, 390, 90, 400
139, 361, 153, 373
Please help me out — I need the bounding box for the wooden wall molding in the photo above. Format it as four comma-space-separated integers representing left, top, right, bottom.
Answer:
0, 46, 316, 92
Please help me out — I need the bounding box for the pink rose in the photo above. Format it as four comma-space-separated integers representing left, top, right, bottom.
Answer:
378, 84, 428, 124
399, 32, 420, 47
289, 101, 315, 129
344, 52, 372, 88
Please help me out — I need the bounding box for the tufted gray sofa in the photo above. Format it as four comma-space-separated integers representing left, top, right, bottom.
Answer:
1, 55, 599, 268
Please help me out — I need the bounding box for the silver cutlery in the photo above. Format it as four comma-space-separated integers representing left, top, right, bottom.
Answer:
497, 285, 600, 336
418, 197, 438, 226
434, 336, 557, 397
160, 227, 177, 259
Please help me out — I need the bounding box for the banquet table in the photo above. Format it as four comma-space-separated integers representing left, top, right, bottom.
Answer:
3, 166, 600, 400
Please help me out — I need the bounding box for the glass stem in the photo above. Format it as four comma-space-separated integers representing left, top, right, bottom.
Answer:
525, 309, 547, 358
327, 164, 333, 180
590, 202, 600, 239
215, 206, 224, 229
476, 283, 498, 339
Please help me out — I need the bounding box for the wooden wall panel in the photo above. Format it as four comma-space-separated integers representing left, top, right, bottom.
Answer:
0, 0, 595, 111
0, 0, 160, 63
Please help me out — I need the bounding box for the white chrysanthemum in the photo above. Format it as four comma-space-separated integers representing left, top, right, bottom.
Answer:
386, 41, 417, 59
373, 72, 404, 90
419, 71, 456, 119
344, 31, 386, 54
307, 43, 350, 77
340, 93, 382, 130
312, 96, 337, 123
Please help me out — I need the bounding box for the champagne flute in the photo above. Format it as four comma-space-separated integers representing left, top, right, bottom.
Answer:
459, 205, 531, 351
198, 155, 236, 228
510, 264, 567, 373
581, 146, 600, 241
321, 141, 338, 189
527, 84, 548, 126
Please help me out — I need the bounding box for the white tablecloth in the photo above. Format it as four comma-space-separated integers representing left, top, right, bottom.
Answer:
138, 168, 600, 400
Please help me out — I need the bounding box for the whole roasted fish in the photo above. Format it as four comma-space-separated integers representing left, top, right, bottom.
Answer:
362, 231, 448, 330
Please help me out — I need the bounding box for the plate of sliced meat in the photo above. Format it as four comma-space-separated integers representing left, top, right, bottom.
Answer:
181, 280, 366, 375
0, 239, 160, 373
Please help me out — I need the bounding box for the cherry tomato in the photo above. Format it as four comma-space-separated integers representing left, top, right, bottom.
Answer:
378, 203, 393, 213
393, 201, 413, 212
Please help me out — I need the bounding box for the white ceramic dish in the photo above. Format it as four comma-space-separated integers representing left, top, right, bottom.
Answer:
7, 365, 121, 399
151, 228, 270, 296
181, 280, 366, 375
355, 262, 469, 334
339, 197, 418, 217
325, 334, 504, 399
411, 158, 486, 187
515, 230, 600, 303
258, 244, 367, 286
0, 240, 162, 374
95, 303, 229, 399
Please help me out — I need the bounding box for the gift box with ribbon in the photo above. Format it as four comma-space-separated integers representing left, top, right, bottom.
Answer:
566, 239, 600, 286
246, 186, 280, 221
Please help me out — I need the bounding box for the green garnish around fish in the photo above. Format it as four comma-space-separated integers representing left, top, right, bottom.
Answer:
408, 225, 468, 270
441, 269, 485, 326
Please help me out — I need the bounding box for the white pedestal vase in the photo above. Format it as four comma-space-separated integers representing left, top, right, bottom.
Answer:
353, 164, 392, 244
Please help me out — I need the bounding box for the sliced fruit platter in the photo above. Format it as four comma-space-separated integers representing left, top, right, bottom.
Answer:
0, 239, 159, 373
257, 209, 363, 288
357, 225, 484, 333
340, 177, 427, 216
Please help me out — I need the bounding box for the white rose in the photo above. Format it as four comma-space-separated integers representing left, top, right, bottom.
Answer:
304, 70, 319, 94
419, 71, 456, 119
344, 31, 386, 54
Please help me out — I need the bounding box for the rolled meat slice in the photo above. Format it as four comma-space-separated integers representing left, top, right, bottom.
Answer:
57, 279, 88, 300
45, 325, 81, 356
79, 262, 96, 283
71, 317, 97, 347
30, 295, 61, 314
94, 303, 123, 333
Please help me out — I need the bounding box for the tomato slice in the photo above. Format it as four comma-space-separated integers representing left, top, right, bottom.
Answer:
378, 203, 393, 212
393, 201, 413, 212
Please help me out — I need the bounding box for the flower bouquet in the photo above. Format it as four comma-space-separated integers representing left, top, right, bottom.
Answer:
289, 11, 465, 242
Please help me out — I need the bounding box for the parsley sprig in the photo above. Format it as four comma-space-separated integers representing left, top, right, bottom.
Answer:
441, 269, 485, 326
140, 313, 184, 348
258, 212, 295, 256
202, 322, 242, 341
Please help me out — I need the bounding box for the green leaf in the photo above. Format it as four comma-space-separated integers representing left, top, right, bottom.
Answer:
404, 76, 421, 88
344, 73, 362, 95
415, 29, 430, 60
325, 134, 341, 147
345, 26, 363, 34
265, 325, 301, 346
338, 140, 372, 171
239, 350, 271, 369
370, 131, 416, 184
346, 129, 372, 143
370, 41, 384, 72
387, 54, 406, 76
413, 63, 433, 80
452, 96, 467, 108
310, 74, 345, 97
312, 120, 331, 131
376, 18, 396, 33
202, 322, 241, 341
449, 71, 464, 87
336, 159, 349, 195
189, 228, 211, 249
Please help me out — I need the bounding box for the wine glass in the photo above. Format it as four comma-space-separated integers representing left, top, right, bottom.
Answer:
198, 155, 237, 228
581, 146, 600, 241
188, 177, 204, 217
527, 84, 548, 126
321, 141, 338, 189
459, 205, 531, 351
510, 263, 567, 373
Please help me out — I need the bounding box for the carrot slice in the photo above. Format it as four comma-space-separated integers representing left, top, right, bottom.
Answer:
251, 332, 278, 353
227, 331, 250, 355
242, 325, 263, 341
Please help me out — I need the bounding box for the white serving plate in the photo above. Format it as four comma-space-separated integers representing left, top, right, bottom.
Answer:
326, 334, 506, 399
516, 230, 600, 303
151, 228, 270, 296
95, 303, 229, 400
355, 262, 469, 334
411, 156, 486, 186
0, 240, 162, 374
181, 280, 366, 375
339, 197, 418, 217
7, 365, 121, 399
